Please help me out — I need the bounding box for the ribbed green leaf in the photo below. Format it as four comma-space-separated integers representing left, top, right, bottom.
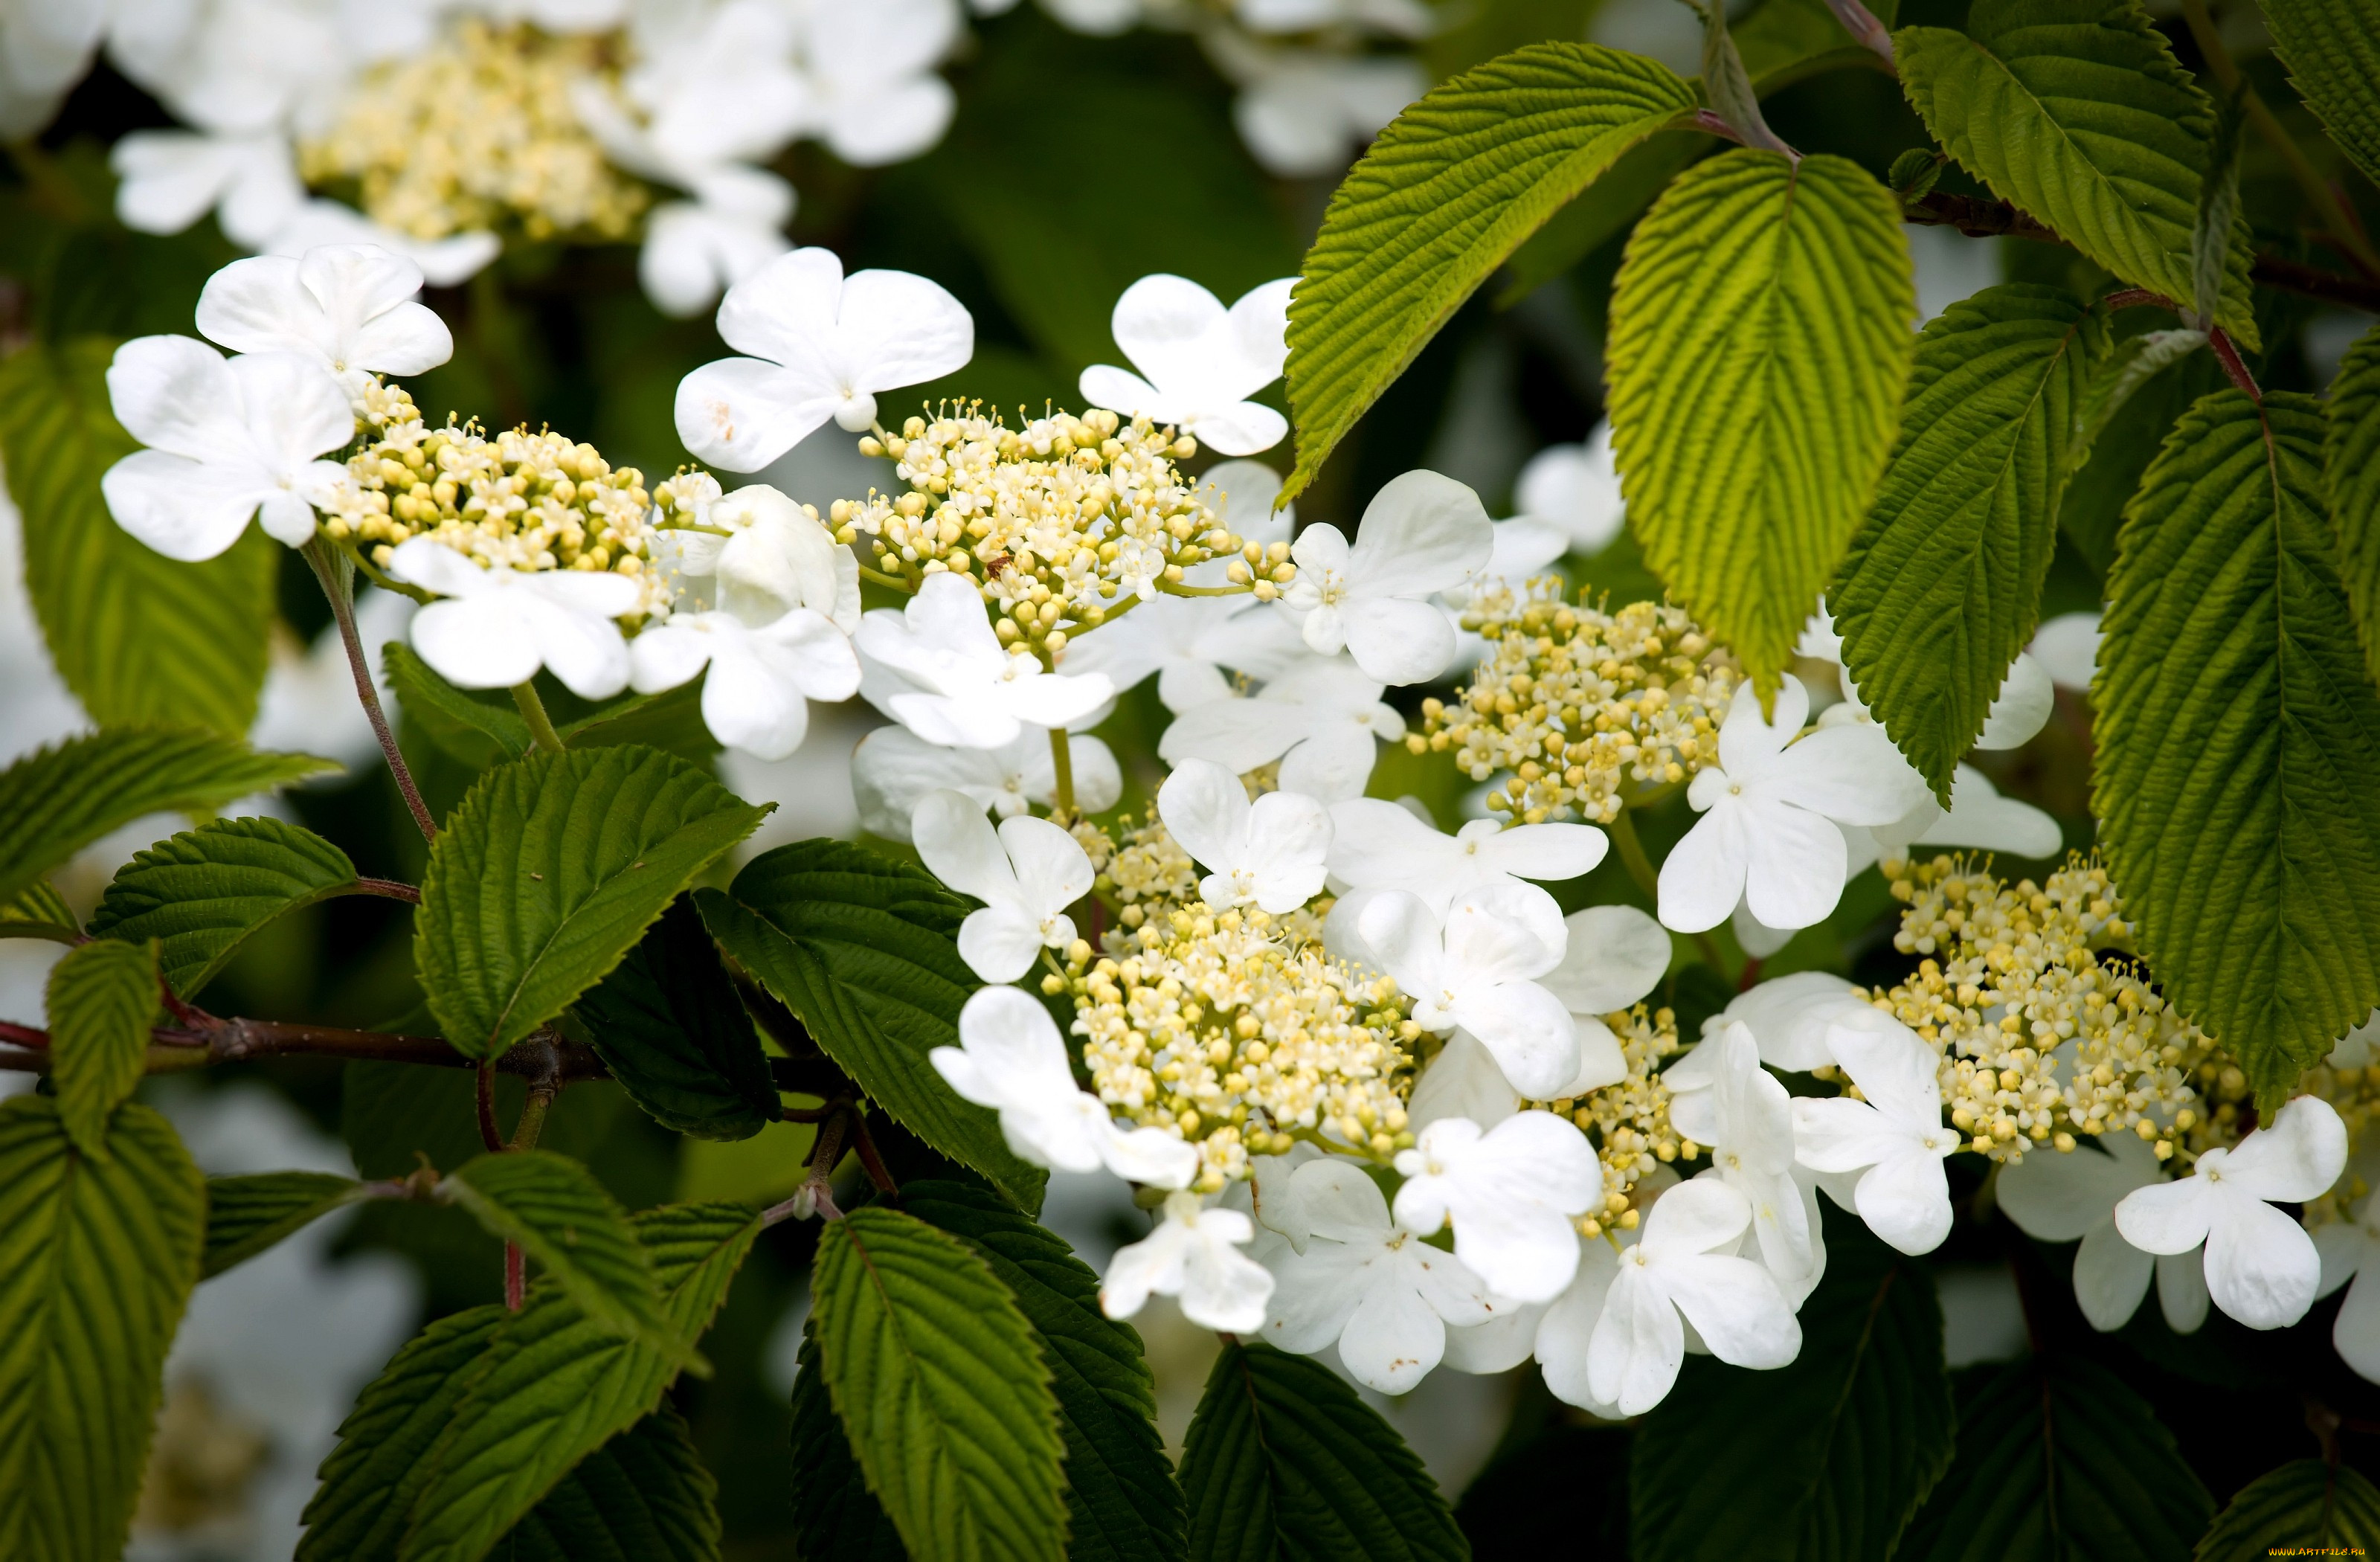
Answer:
1631, 1202, 1954, 1562
1833, 284, 2106, 795
89, 816, 364, 995
909, 1180, 1186, 1562
1894, 0, 2259, 348
203, 1169, 373, 1278
44, 936, 159, 1160
0, 728, 335, 907
1606, 148, 1915, 692
0, 337, 277, 734
2195, 1457, 2380, 1560
2260, 0, 2380, 188
695, 841, 1046, 1214
787, 1332, 911, 1562
2327, 321, 2380, 688
0, 1096, 205, 1562
493, 1406, 721, 1562
1899, 1355, 2210, 1561
0, 881, 78, 942
1282, 42, 1697, 498
2096, 390, 2380, 1098
1180, 1341, 1466, 1562
571, 897, 777, 1141
415, 744, 768, 1060
811, 1206, 1067, 1562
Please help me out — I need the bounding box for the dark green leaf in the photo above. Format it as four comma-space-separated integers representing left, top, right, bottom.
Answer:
2326, 320, 2380, 689
570, 896, 777, 1141
2194, 1456, 2380, 1560
2259, 0, 2380, 190
89, 815, 364, 995
0, 881, 78, 942
493, 1406, 721, 1562
44, 936, 158, 1159
203, 1170, 374, 1279
788, 1332, 911, 1562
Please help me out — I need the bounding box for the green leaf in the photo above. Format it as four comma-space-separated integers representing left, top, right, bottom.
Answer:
787, 1332, 911, 1562
1898, 1354, 2210, 1561
2326, 320, 2380, 689
1282, 42, 1697, 499
44, 936, 159, 1159
2059, 338, 2227, 576
0, 1096, 205, 1562
2095, 390, 2380, 1098
2194, 1457, 2380, 1560
908, 1179, 1187, 1562
1833, 284, 2106, 796
1605, 149, 1916, 692
1630, 1202, 1954, 1562
1894, 0, 2259, 348
492, 1407, 721, 1562
203, 1170, 373, 1279
570, 896, 778, 1141
811, 1206, 1067, 1562
89, 815, 364, 995
385, 644, 719, 770
0, 338, 277, 734
2259, 0, 2380, 189
0, 881, 79, 943
1180, 1340, 1466, 1562
2191, 89, 2245, 330
415, 744, 768, 1060
0, 728, 336, 907
695, 841, 1046, 1215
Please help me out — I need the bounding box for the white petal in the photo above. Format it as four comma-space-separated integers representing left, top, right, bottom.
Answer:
1453, 986, 1578, 1102
1243, 791, 1332, 913
1099, 1122, 1200, 1189
1347, 470, 1493, 600
2335, 1270, 2380, 1382
1157, 759, 1250, 878
1762, 721, 1932, 825
2027, 611, 2102, 692
1542, 904, 1669, 1015
1716, 675, 1807, 776
1853, 1152, 1954, 1255
1662, 1252, 1800, 1369
1180, 1215, 1276, 1331
1722, 971, 1868, 1072
409, 598, 543, 690
2113, 1176, 2216, 1256
1336, 1270, 1449, 1394
1406, 1031, 1521, 1132
1997, 1140, 2153, 1242
675, 356, 838, 472
1657, 802, 1751, 934
2220, 1096, 2350, 1204
2158, 1247, 2211, 1332
2071, 1219, 2155, 1331
997, 814, 1094, 922
1738, 803, 1850, 931
1587, 1264, 1685, 1415
957, 904, 1049, 984
1975, 652, 2053, 748
100, 448, 267, 563
1441, 882, 1566, 985
1100, 1224, 1188, 1320
836, 267, 975, 393
1186, 400, 1290, 457
2203, 1198, 2322, 1328
1533, 1237, 1621, 1410
1276, 723, 1379, 803
912, 789, 1020, 907
1076, 364, 1168, 420
1340, 594, 1457, 687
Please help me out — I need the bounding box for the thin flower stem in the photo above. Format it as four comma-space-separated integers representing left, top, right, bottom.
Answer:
303, 539, 437, 841
856, 562, 913, 591
851, 1113, 899, 1197
510, 681, 565, 753
1607, 807, 1662, 901
354, 878, 422, 903
329, 534, 434, 603
1154, 580, 1254, 598
1048, 725, 1076, 819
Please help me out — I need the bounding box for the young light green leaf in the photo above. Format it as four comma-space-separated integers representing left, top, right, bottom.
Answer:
89, 816, 364, 995
492, 1407, 721, 1562
1894, 0, 2259, 347
1697, 0, 1792, 154
1282, 42, 1698, 498
2195, 1457, 2380, 1561
203, 1170, 373, 1279
1, 881, 79, 942
0, 728, 336, 907
570, 896, 778, 1142
2326, 321, 2380, 688
810, 1206, 1067, 1562
1833, 284, 2106, 796
414, 744, 768, 1060
0, 1096, 206, 1562
45, 936, 160, 1159
1605, 148, 1915, 693
2259, 0, 2380, 190
0, 338, 277, 735
1180, 1341, 1466, 1562
788, 1332, 911, 1562
695, 841, 1046, 1214
2096, 390, 2380, 1101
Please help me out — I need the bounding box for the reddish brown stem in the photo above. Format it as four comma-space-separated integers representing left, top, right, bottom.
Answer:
504, 1244, 525, 1312
474, 1060, 503, 1154
302, 538, 436, 843
355, 878, 422, 904
851, 1113, 899, 1197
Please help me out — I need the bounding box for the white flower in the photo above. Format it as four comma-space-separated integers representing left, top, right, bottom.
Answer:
1539, 904, 1673, 1018
1405, 1031, 1523, 1134
659, 483, 861, 630
1229, 53, 1425, 178
385, 537, 640, 699
1586, 1178, 1801, 1415
852, 726, 1121, 841
1517, 1230, 1621, 1410
2029, 610, 2102, 693
100, 336, 352, 562
1710, 971, 1873, 1072
2315, 1162, 2380, 1381
1326, 801, 1605, 918
261, 199, 500, 289
1863, 762, 2063, 862
1157, 759, 1331, 915
1998, 1131, 2210, 1333
1392, 1111, 1603, 1303
1259, 1157, 1502, 1394
1077, 274, 1296, 457
1280, 471, 1493, 685
1362, 884, 1579, 1099
1663, 1022, 1820, 1300
1056, 593, 1260, 713
628, 609, 858, 760
794, 0, 961, 167
637, 174, 795, 321
911, 789, 1093, 982
1514, 424, 1626, 556
0, 0, 103, 138
112, 130, 304, 248
854, 573, 1114, 749
2114, 1096, 2347, 1330
1656, 674, 1929, 934
1158, 655, 1403, 802
675, 247, 974, 470
193, 245, 452, 395
932, 986, 1198, 1186
1791, 1007, 1959, 1255
1101, 1189, 1276, 1331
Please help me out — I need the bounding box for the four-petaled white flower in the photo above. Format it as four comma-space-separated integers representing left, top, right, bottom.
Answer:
1791, 1007, 1960, 1256
852, 726, 1122, 841
628, 609, 858, 760
101, 335, 353, 562
794, 0, 962, 168
1101, 1189, 1276, 1331
1231, 53, 1426, 179
1710, 971, 1873, 1072
111, 130, 304, 249
1363, 884, 1579, 1100
1664, 1022, 1821, 1301
385, 537, 641, 699
1280, 471, 1494, 685
1078, 274, 1296, 456
1056, 591, 1273, 713
1157, 759, 1332, 915
1392, 1112, 1603, 1303
2114, 1096, 2347, 1330
1159, 655, 1403, 803
676, 247, 974, 470
193, 245, 451, 396
1326, 800, 1605, 918
911, 789, 1094, 983
1998, 1131, 2210, 1334
1586, 1178, 1801, 1415
855, 573, 1114, 749
1513, 423, 1626, 556
638, 174, 796, 321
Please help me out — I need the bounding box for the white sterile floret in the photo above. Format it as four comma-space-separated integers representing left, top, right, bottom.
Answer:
1664, 1022, 1821, 1301
628, 609, 858, 760
1586, 1178, 1801, 1415
1708, 970, 1872, 1072
100, 336, 353, 562
932, 986, 1198, 1186
2114, 1096, 2349, 1330
1058, 592, 1275, 713
792, 0, 962, 168
1156, 759, 1331, 915
1791, 1007, 1960, 1255
675, 246, 974, 470
193, 245, 453, 396
1392, 1111, 1604, 1303
1998, 1131, 2210, 1334
1513, 422, 1626, 556
2029, 610, 2103, 693
855, 573, 1115, 748
1281, 470, 1494, 685
637, 175, 794, 321
1159, 655, 1403, 803
1326, 800, 1606, 918
1362, 884, 1578, 1100
1259, 1157, 1503, 1394
112, 130, 305, 249
851, 726, 1122, 841
911, 789, 1094, 983
1657, 674, 1929, 934
385, 536, 641, 699
2315, 1158, 2380, 1382
1077, 274, 1296, 457
1101, 1189, 1276, 1331
1232, 54, 1426, 179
